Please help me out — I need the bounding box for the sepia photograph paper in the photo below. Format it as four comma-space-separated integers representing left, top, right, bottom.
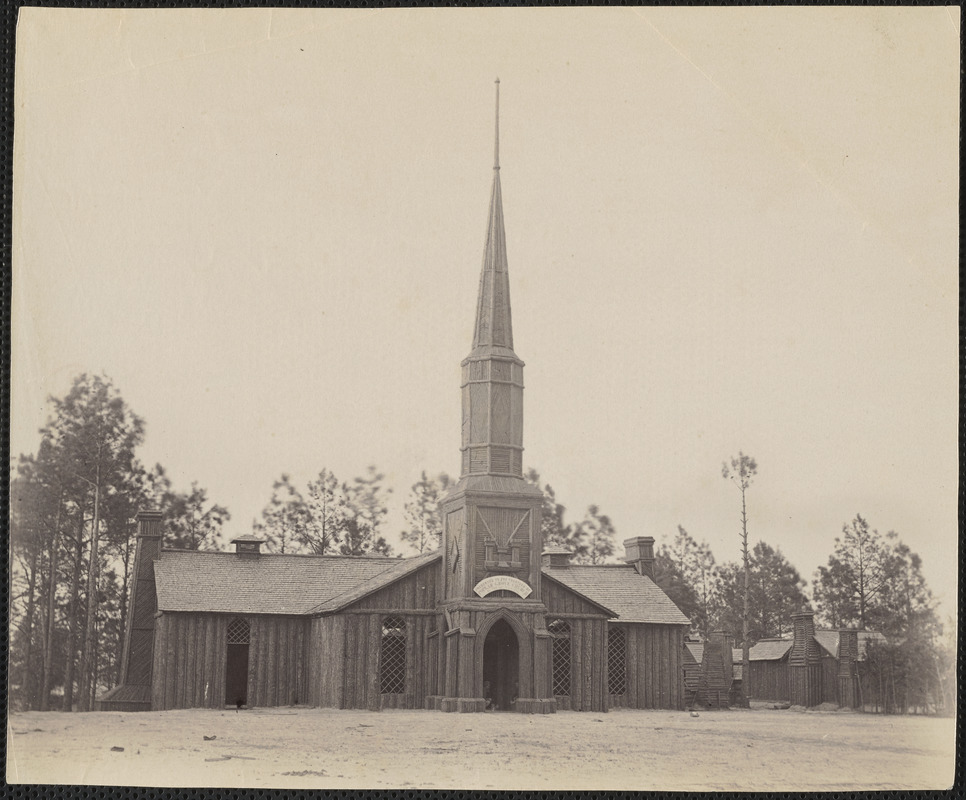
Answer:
8, 7, 959, 791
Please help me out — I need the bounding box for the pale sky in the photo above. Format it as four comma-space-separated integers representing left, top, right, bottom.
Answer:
12, 8, 960, 617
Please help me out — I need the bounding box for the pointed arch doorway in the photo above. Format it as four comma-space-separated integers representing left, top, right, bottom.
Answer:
482, 619, 519, 711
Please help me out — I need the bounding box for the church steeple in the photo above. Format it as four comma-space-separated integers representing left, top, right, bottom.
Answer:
461, 80, 525, 478
472, 79, 514, 357
440, 80, 545, 612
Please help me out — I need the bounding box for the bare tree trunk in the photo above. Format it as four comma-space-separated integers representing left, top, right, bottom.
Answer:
740, 487, 750, 708
91, 601, 100, 706
62, 512, 86, 712
19, 546, 41, 709
78, 477, 101, 712
41, 494, 63, 712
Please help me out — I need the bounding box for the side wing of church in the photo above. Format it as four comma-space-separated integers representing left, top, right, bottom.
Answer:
98, 82, 690, 715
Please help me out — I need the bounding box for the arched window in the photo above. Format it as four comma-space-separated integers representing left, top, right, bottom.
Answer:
608, 626, 627, 696
548, 619, 572, 696
380, 615, 407, 694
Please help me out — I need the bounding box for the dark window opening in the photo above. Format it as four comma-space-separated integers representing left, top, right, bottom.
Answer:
226, 618, 250, 707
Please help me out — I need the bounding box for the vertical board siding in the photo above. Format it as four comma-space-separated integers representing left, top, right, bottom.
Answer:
153, 613, 309, 710
151, 614, 165, 710
542, 578, 607, 616
821, 656, 838, 704
352, 562, 439, 611
748, 659, 790, 701
310, 615, 346, 708
612, 624, 687, 710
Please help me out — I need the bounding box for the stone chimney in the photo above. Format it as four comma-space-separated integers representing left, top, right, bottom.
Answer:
231, 534, 265, 556
623, 536, 655, 579
541, 544, 572, 568
97, 509, 162, 711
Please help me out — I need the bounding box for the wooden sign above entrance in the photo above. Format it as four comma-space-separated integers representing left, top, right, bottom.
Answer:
473, 575, 532, 599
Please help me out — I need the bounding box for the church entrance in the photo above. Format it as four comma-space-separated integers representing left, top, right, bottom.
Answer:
482, 619, 519, 711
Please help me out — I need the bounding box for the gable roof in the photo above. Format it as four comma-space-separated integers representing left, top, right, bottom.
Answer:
309, 552, 440, 614
685, 641, 704, 664
541, 565, 690, 625
812, 629, 889, 661
748, 638, 793, 661
154, 549, 439, 616
813, 629, 839, 658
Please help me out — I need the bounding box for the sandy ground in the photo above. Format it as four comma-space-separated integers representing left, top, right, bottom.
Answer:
7, 706, 956, 791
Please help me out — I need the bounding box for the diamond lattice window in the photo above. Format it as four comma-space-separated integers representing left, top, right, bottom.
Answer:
380, 615, 407, 694
608, 626, 627, 696
227, 618, 250, 645
548, 619, 572, 696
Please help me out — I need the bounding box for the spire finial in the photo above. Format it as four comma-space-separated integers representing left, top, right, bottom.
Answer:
494, 78, 500, 171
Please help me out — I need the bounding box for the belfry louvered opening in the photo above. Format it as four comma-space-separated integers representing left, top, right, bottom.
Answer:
548, 618, 572, 696
380, 615, 407, 694
608, 626, 627, 696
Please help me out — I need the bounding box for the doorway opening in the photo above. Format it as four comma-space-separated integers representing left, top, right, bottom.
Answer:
225, 618, 250, 707
482, 619, 519, 711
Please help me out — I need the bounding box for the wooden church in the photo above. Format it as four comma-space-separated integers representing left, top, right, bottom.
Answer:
98, 82, 690, 715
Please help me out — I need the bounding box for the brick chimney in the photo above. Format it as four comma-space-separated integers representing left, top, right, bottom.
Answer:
541, 544, 572, 568
97, 509, 162, 711
231, 534, 265, 556
623, 536, 655, 579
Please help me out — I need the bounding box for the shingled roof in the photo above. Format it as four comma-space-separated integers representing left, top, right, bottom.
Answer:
747, 637, 793, 661
541, 564, 690, 625
812, 629, 888, 661
154, 549, 439, 616
685, 641, 704, 664
813, 630, 839, 658
308, 552, 441, 614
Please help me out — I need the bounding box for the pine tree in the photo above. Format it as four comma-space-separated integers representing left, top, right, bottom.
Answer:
340, 466, 393, 556
303, 468, 350, 555
40, 374, 145, 712
578, 505, 616, 565
722, 451, 757, 707
256, 474, 310, 554
401, 471, 451, 553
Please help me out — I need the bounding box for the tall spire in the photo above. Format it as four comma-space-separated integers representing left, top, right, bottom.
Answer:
472, 79, 514, 355
494, 78, 500, 171
459, 80, 526, 480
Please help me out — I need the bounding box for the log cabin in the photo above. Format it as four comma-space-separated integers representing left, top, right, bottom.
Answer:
97, 81, 690, 714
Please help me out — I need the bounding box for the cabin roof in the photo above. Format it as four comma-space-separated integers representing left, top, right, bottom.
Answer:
856, 630, 888, 659
541, 564, 690, 625
684, 641, 704, 663
748, 638, 793, 661
154, 549, 439, 616
813, 630, 840, 658
813, 629, 888, 661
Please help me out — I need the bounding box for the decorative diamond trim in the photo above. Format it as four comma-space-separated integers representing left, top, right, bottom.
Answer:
608, 626, 627, 696
227, 617, 250, 645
